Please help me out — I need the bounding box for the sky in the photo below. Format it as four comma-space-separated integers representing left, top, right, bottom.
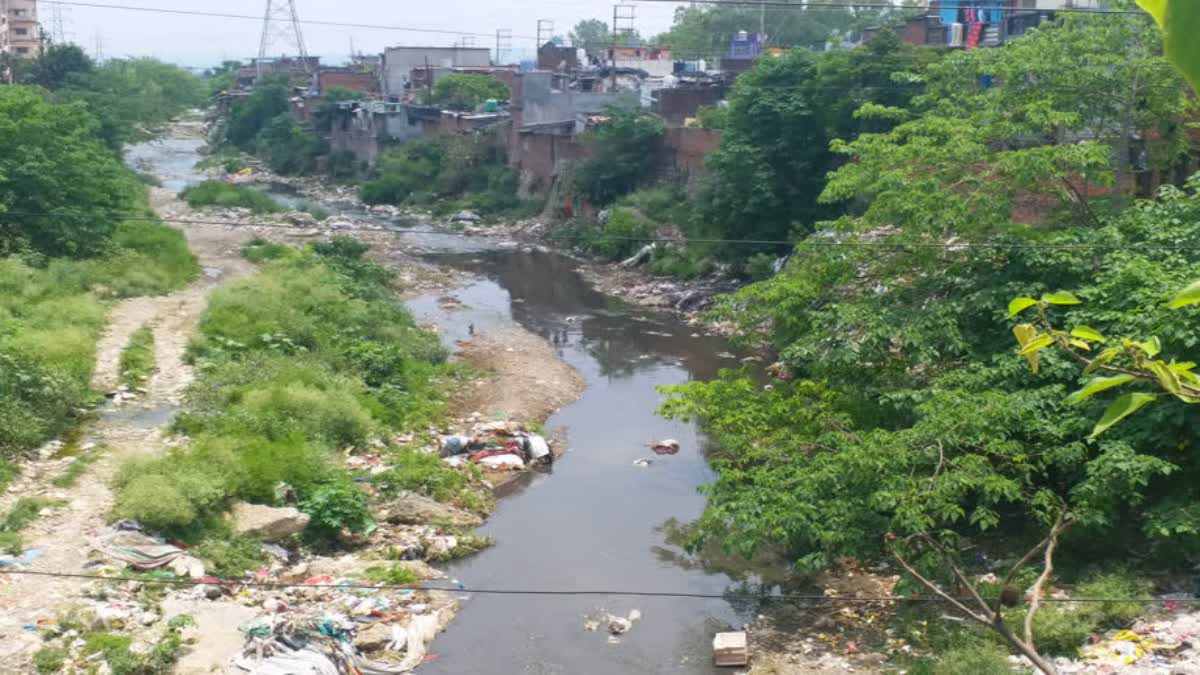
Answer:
52, 0, 690, 67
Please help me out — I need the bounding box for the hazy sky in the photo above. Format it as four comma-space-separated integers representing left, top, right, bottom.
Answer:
55, 0, 689, 67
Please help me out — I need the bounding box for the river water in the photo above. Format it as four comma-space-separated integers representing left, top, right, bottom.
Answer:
131, 134, 759, 674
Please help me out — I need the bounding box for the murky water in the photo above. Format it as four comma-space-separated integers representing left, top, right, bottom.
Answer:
405, 249, 754, 675
128, 133, 762, 674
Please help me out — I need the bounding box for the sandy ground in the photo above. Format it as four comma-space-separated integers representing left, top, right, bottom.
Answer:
451, 327, 586, 426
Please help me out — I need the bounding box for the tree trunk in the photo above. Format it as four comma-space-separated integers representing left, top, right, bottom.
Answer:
1112, 70, 1141, 212
992, 618, 1057, 675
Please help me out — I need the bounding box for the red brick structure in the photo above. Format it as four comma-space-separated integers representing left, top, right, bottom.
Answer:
317, 69, 379, 96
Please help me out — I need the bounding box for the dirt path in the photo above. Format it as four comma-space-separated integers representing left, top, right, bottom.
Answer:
0, 187, 258, 670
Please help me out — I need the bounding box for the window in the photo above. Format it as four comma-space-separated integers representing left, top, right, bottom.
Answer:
14, 27, 26, 36
16, 47, 29, 54
11, 9, 24, 16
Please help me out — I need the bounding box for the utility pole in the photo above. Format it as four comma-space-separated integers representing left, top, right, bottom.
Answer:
495, 28, 512, 66
49, 3, 69, 45
257, 0, 311, 80
425, 55, 432, 103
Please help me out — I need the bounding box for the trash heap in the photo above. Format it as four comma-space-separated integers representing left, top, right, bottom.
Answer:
229, 584, 458, 674
438, 421, 552, 472
1045, 602, 1200, 674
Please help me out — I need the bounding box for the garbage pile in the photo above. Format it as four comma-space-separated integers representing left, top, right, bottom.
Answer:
439, 421, 552, 472
1044, 602, 1200, 674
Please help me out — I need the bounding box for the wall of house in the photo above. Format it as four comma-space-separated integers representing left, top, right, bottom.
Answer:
656, 87, 724, 127
382, 47, 492, 96
318, 70, 379, 95
4, 0, 39, 58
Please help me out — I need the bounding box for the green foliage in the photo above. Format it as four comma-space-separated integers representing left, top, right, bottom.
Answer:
693, 104, 727, 130
649, 248, 714, 280
425, 533, 495, 562
429, 73, 509, 112
226, 76, 291, 149
300, 479, 374, 543
0, 497, 63, 554
573, 104, 665, 206
374, 448, 472, 505
33, 646, 66, 675
569, 19, 610, 55
181, 181, 283, 214
590, 207, 654, 260
700, 33, 936, 257
115, 247, 456, 539
0, 86, 144, 257
1136, 0, 1200, 94
363, 563, 420, 586
255, 113, 323, 176
205, 60, 243, 96
923, 642, 1013, 675
241, 238, 292, 264
1075, 569, 1152, 627
360, 135, 532, 216
312, 87, 361, 133
51, 444, 104, 488
119, 325, 156, 389
194, 535, 268, 577
27, 44, 94, 90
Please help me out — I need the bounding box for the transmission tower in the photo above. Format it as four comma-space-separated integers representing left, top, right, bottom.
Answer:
495, 28, 512, 65
257, 0, 311, 79
536, 19, 554, 48
49, 3, 70, 45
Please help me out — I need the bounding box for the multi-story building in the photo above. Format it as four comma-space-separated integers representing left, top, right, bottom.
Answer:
0, 0, 40, 59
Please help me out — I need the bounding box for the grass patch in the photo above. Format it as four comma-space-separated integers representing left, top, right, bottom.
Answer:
180, 180, 282, 214
426, 533, 495, 562
50, 445, 105, 488
0, 497, 66, 552
294, 199, 331, 222
119, 324, 156, 390
193, 535, 267, 577
33, 646, 66, 674
363, 563, 421, 586
115, 238, 461, 544
0, 461, 17, 492
240, 237, 292, 264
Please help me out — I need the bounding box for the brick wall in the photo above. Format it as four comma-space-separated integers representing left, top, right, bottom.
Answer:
318, 70, 379, 95
663, 127, 721, 174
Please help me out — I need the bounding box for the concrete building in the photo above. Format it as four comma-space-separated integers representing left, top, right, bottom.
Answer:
381, 46, 492, 97
1, 0, 40, 59
884, 0, 1103, 49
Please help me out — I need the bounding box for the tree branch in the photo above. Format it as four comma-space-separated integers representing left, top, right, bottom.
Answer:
1024, 517, 1066, 648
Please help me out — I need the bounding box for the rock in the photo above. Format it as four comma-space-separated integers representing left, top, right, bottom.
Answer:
354, 622, 395, 653
169, 555, 206, 579
203, 585, 224, 600
283, 211, 316, 225
379, 492, 483, 528
449, 209, 480, 224
608, 617, 632, 635
229, 502, 310, 542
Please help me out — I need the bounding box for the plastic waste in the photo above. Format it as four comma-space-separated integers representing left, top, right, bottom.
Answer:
526, 435, 551, 462
0, 547, 44, 567
650, 439, 681, 455
440, 435, 471, 457
478, 454, 524, 470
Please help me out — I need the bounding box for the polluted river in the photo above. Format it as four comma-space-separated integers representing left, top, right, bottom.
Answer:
129, 130, 766, 674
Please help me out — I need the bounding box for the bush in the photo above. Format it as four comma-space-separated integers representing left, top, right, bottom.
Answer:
1076, 570, 1152, 627
33, 646, 66, 674
590, 207, 654, 260
256, 113, 323, 176
649, 249, 714, 280
374, 448, 469, 504
194, 535, 268, 577
240, 238, 292, 263
574, 104, 665, 205
181, 181, 282, 214
1001, 605, 1093, 657
925, 643, 1012, 675
364, 563, 420, 586
300, 480, 374, 544
113, 474, 200, 531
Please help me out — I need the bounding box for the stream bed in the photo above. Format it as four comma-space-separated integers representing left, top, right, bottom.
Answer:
129, 132, 763, 674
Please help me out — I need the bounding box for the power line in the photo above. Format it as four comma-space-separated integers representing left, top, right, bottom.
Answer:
0, 568, 1194, 604
4, 209, 1200, 251
42, 1, 543, 42
630, 0, 1148, 15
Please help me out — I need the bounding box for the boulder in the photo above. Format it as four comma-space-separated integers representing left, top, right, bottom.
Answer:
229, 502, 310, 542
283, 211, 316, 226
379, 492, 482, 528
449, 209, 480, 225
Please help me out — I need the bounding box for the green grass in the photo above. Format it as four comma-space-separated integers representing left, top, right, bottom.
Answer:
241, 238, 292, 264
119, 324, 156, 390
33, 646, 66, 674
1, 218, 198, 461
115, 238, 467, 544
51, 445, 104, 488
180, 181, 282, 214
0, 497, 66, 553
425, 533, 495, 562
194, 535, 268, 577
363, 563, 421, 586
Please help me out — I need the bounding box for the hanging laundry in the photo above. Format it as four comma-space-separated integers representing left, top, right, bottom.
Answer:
965, 22, 983, 49
949, 23, 965, 48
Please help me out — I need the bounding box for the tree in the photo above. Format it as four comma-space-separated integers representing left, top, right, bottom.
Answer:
226, 76, 291, 148
25, 43, 94, 90
569, 19, 610, 55
700, 32, 936, 254
429, 73, 508, 112
0, 87, 141, 256
573, 103, 665, 205
256, 113, 322, 176
312, 86, 361, 134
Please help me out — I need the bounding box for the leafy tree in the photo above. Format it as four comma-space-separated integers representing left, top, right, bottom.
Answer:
0, 87, 141, 256
573, 103, 665, 205
25, 44, 94, 90
255, 113, 323, 176
1138, 0, 1200, 92
429, 73, 509, 112
226, 75, 291, 149
205, 60, 243, 96
569, 19, 610, 55
312, 86, 361, 134
700, 32, 935, 254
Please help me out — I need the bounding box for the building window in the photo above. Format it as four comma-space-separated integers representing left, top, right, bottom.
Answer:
16, 47, 29, 54
11, 9, 24, 16
15, 27, 27, 35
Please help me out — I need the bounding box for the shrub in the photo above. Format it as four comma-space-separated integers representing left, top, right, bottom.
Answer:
180, 181, 282, 214
574, 103, 665, 205
363, 563, 420, 586
374, 448, 468, 503
240, 238, 291, 263
194, 535, 268, 577
255, 113, 323, 176
1002, 605, 1093, 657
649, 249, 714, 280
590, 207, 654, 260
300, 480, 373, 544
926, 643, 1012, 675
1076, 570, 1153, 628
113, 474, 198, 531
